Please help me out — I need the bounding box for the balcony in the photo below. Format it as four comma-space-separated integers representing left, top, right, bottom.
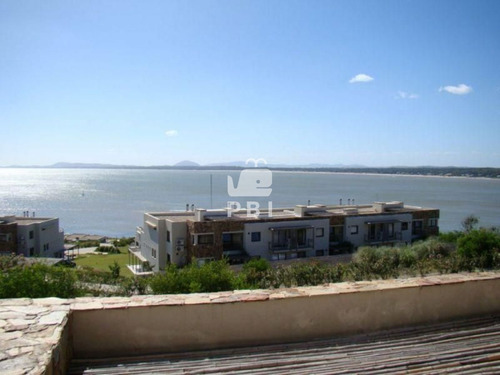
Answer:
329, 234, 344, 244
127, 246, 153, 275
364, 232, 402, 244
268, 238, 314, 252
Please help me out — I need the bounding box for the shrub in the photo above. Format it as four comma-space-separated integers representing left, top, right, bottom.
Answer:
353, 246, 401, 279
95, 246, 120, 254
241, 258, 271, 288
149, 259, 237, 294
113, 237, 135, 247
439, 231, 463, 244
108, 261, 121, 280
289, 262, 327, 286
0, 263, 83, 298
457, 229, 500, 269
0, 254, 25, 271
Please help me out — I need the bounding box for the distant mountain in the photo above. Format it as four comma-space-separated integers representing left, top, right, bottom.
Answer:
206, 161, 248, 167
50, 162, 121, 169
174, 160, 200, 167
206, 161, 366, 168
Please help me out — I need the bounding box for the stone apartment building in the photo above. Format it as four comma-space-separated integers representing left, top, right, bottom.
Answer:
129, 201, 439, 274
0, 215, 65, 258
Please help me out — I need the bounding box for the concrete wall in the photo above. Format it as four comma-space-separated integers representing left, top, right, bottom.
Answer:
71, 273, 500, 359
0, 222, 17, 253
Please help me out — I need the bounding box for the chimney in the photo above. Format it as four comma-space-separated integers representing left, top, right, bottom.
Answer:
195, 208, 206, 222
294, 205, 307, 218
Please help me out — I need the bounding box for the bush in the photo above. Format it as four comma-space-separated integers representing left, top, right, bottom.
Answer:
0, 263, 83, 298
120, 276, 150, 295
149, 259, 237, 294
0, 254, 25, 271
95, 246, 120, 254
113, 237, 135, 247
353, 246, 401, 279
109, 261, 121, 280
439, 231, 463, 244
457, 229, 500, 269
241, 258, 272, 288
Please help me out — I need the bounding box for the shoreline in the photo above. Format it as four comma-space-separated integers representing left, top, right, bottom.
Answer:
2, 166, 498, 181
271, 170, 500, 181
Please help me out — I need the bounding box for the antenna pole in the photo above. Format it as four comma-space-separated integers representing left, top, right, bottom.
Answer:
210, 174, 213, 209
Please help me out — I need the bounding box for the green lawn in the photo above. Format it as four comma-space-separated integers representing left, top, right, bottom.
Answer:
74, 246, 133, 277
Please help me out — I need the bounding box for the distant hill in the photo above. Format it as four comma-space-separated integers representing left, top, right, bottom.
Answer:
174, 160, 200, 167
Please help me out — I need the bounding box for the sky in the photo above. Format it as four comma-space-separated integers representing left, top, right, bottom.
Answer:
1, 0, 500, 167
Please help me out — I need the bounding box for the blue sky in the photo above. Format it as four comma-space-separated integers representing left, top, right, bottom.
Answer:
1, 0, 499, 167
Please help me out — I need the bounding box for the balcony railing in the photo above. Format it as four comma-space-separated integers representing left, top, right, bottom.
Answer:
269, 238, 314, 252
364, 232, 402, 244
329, 235, 344, 243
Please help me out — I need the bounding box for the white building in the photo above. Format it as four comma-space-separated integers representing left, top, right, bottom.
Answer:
0, 215, 65, 258
129, 201, 439, 274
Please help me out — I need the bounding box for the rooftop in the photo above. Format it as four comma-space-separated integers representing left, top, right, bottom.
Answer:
147, 201, 438, 223
0, 216, 56, 226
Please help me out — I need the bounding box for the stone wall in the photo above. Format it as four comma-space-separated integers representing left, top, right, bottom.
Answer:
70, 272, 500, 358
1, 272, 500, 373
0, 222, 18, 253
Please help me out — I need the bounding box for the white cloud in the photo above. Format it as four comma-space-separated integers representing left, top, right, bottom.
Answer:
397, 91, 419, 99
439, 84, 473, 95
349, 74, 374, 83
165, 130, 178, 137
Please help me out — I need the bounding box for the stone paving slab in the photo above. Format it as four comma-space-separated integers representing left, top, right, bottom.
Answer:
0, 271, 499, 374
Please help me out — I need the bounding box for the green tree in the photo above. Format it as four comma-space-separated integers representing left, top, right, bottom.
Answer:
457, 229, 500, 269
108, 261, 121, 280
462, 215, 479, 233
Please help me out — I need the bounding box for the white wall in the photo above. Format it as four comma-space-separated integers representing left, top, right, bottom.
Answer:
166, 221, 188, 266
141, 214, 162, 272
17, 218, 64, 258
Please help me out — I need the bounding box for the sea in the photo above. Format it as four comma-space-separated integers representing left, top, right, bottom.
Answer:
0, 168, 499, 237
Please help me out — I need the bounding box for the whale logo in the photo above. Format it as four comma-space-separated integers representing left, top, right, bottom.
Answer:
227, 159, 273, 197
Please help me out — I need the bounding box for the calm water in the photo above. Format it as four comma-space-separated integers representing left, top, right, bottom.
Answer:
0, 168, 499, 237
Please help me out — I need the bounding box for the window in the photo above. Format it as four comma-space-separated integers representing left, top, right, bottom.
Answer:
43, 243, 50, 252
151, 248, 157, 258
350, 225, 358, 235
198, 234, 214, 245
29, 247, 35, 256
401, 222, 409, 231
429, 218, 438, 227
166, 230, 171, 242
0, 234, 11, 242
29, 230, 34, 239
412, 220, 423, 235
316, 228, 324, 237
315, 249, 325, 256
251, 232, 261, 242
